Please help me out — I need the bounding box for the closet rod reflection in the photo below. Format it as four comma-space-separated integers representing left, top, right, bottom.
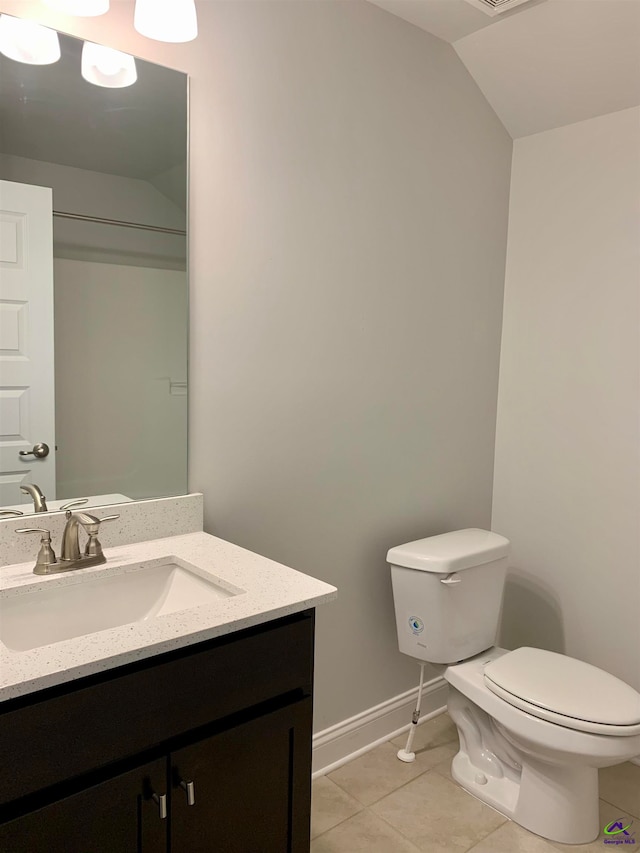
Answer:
53, 210, 186, 237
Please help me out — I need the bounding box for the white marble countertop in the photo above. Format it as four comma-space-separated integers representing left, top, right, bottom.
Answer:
0, 531, 337, 702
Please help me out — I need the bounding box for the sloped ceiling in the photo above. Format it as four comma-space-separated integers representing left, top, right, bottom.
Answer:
368, 0, 640, 138
367, 0, 498, 42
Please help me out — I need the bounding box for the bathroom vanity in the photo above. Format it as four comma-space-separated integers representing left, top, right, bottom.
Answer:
0, 514, 336, 852
0, 15, 334, 846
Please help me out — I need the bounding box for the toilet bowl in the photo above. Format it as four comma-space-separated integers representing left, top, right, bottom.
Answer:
388, 529, 640, 845
445, 646, 640, 844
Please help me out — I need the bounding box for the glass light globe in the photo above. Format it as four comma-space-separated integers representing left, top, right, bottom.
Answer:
0, 15, 60, 65
134, 0, 197, 44
81, 42, 137, 88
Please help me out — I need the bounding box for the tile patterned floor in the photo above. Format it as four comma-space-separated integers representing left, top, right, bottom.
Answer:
311, 713, 640, 852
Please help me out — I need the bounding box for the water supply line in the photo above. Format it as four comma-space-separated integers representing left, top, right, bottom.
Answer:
397, 663, 425, 763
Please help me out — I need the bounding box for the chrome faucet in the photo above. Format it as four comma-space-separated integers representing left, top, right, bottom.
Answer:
60, 510, 117, 562
17, 510, 120, 575
20, 483, 48, 513
60, 511, 95, 561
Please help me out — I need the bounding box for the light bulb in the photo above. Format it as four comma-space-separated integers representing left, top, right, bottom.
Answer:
134, 0, 197, 44
42, 0, 109, 15
0, 15, 60, 65
81, 42, 137, 88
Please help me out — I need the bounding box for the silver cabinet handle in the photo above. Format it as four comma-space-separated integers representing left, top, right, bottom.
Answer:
19, 443, 50, 459
151, 792, 167, 820
179, 779, 196, 806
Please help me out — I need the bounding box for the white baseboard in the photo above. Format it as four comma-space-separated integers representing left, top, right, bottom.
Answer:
312, 679, 640, 777
312, 675, 448, 778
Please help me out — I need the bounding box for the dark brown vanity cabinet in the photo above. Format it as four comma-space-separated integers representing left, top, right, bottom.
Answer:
0, 610, 314, 853
0, 758, 168, 853
170, 699, 312, 853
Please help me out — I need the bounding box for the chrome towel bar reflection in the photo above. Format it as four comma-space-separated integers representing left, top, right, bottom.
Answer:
53, 209, 186, 237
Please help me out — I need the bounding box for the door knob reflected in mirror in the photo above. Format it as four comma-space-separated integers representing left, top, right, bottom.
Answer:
19, 443, 50, 459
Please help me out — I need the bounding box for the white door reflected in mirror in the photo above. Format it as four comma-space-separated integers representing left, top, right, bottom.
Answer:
0, 179, 56, 507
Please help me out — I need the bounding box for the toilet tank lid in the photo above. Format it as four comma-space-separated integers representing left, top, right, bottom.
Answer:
386, 528, 510, 573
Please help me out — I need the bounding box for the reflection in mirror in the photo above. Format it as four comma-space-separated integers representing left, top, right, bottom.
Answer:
0, 20, 188, 517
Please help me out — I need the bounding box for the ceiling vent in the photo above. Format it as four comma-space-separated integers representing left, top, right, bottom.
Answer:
463, 0, 536, 17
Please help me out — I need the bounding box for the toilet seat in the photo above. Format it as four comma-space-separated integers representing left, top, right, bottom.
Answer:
484, 648, 640, 736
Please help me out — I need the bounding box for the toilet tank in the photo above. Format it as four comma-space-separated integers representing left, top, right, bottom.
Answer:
388, 529, 510, 664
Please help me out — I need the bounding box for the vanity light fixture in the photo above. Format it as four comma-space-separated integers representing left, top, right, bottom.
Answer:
0, 15, 61, 64
81, 41, 137, 88
42, 0, 109, 15
134, 0, 198, 43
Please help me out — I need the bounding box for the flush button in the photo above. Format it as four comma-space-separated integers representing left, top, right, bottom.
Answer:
475, 773, 488, 785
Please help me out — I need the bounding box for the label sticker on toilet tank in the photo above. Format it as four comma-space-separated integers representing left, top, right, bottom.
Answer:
408, 617, 424, 635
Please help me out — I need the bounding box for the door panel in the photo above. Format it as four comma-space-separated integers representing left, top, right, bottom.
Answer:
171, 699, 312, 853
0, 757, 167, 853
0, 180, 56, 506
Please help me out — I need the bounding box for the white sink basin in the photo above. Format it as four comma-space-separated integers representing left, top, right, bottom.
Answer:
0, 557, 244, 652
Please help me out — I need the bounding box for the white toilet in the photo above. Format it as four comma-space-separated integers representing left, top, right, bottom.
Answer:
388, 529, 640, 845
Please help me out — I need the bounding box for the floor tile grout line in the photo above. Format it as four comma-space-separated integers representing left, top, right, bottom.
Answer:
310, 804, 365, 844
369, 764, 510, 850
459, 813, 511, 852
463, 820, 518, 853
325, 740, 459, 807
599, 796, 640, 821
366, 805, 425, 852
323, 771, 372, 807
366, 764, 452, 806
315, 757, 460, 845
313, 805, 426, 852
328, 762, 438, 807
370, 796, 511, 853
321, 771, 371, 807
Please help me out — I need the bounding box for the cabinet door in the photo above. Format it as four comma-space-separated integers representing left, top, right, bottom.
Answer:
0, 757, 167, 853
171, 698, 312, 853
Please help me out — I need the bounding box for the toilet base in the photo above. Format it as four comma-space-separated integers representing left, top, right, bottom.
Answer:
451, 750, 600, 844
448, 687, 601, 844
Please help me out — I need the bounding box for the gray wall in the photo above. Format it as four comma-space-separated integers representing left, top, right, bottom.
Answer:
187, 1, 512, 729
54, 258, 188, 502
493, 107, 640, 691
1, 0, 512, 730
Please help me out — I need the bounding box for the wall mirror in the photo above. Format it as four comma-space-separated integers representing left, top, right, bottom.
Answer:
0, 18, 188, 518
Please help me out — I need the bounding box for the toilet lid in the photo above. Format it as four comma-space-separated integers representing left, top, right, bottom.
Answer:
484, 648, 640, 735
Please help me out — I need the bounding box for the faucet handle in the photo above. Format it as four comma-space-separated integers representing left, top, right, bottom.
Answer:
74, 513, 119, 532
16, 527, 58, 574
60, 498, 89, 511
0, 510, 24, 517
82, 514, 119, 559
